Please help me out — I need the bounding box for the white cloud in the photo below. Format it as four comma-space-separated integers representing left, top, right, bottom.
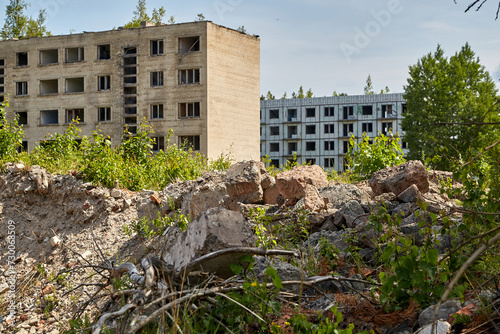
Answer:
419, 20, 462, 33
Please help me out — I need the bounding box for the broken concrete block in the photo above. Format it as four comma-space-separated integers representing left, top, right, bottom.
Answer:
369, 160, 429, 196
162, 207, 254, 278
276, 165, 328, 203
225, 160, 263, 204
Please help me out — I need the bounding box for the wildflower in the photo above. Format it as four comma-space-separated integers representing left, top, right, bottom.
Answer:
251, 282, 258, 287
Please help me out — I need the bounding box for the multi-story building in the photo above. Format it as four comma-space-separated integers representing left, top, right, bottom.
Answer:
260, 93, 408, 172
0, 21, 260, 161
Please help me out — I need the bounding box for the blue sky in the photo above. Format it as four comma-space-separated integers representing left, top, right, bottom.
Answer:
2, 0, 499, 96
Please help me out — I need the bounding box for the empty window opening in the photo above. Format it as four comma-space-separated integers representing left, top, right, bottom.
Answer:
98, 76, 111, 91
151, 40, 164, 55
270, 160, 279, 168
66, 108, 84, 123
402, 103, 407, 114
0, 59, 4, 66
324, 141, 335, 151
0, 77, 4, 85
305, 125, 316, 135
362, 105, 373, 116
17, 52, 28, 66
124, 76, 137, 84
65, 77, 84, 93
402, 141, 408, 149
362, 122, 373, 133
343, 141, 349, 153
124, 67, 137, 75
98, 44, 111, 60
17, 141, 28, 153
324, 124, 335, 134
16, 111, 28, 125
124, 96, 137, 105
178, 69, 200, 85
0, 88, 3, 94
16, 82, 28, 96
124, 87, 137, 95
40, 110, 58, 125
382, 122, 393, 135
151, 104, 164, 119
287, 142, 297, 155
124, 57, 137, 65
179, 36, 200, 53
270, 126, 279, 136
40, 79, 58, 94
287, 109, 297, 121
98, 107, 111, 122
343, 106, 354, 119
382, 104, 393, 116
127, 126, 137, 134
306, 141, 316, 151
0, 68, 4, 75
306, 108, 315, 118
178, 102, 200, 118
124, 116, 137, 124
288, 125, 297, 138
270, 143, 279, 152
151, 71, 164, 87
124, 47, 137, 55
179, 135, 200, 151
324, 107, 335, 117
343, 123, 354, 136
306, 158, 316, 165
269, 109, 279, 119
40, 49, 58, 65
124, 107, 137, 114
66, 47, 84, 62
152, 136, 165, 151
324, 158, 335, 168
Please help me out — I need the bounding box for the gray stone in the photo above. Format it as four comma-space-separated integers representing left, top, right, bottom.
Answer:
418, 299, 461, 327
336, 200, 365, 228
162, 207, 254, 277
391, 202, 417, 218
253, 256, 305, 294
414, 320, 451, 334
302, 230, 350, 253
397, 184, 423, 203
319, 184, 369, 209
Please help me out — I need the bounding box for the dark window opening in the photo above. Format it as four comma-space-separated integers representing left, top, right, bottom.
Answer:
287, 142, 297, 155
270, 143, 279, 152
124, 77, 137, 84
40, 110, 58, 125
402, 103, 407, 114
151, 104, 164, 119
66, 108, 84, 123
124, 96, 137, 105
306, 108, 315, 117
124, 67, 137, 75
66, 47, 84, 62
270, 160, 279, 168
270, 109, 279, 119
124, 47, 137, 55
124, 87, 137, 95
152, 136, 165, 151
343, 141, 349, 154
39, 49, 58, 65
306, 158, 315, 165
324, 124, 335, 134
124, 116, 137, 124
343, 123, 353, 136
98, 44, 111, 60
382, 122, 393, 135
124, 107, 137, 114
179, 135, 200, 151
151, 71, 164, 87
324, 141, 334, 151
402, 141, 408, 149
288, 126, 297, 138
324, 158, 335, 168
270, 126, 279, 136
151, 40, 164, 55
287, 109, 297, 121
98, 107, 111, 122
306, 141, 316, 151
17, 52, 28, 66
343, 106, 353, 119
178, 102, 200, 118
324, 107, 335, 117
0, 59, 4, 66
98, 76, 111, 91
65, 77, 84, 93
16, 112, 28, 125
16, 82, 28, 95
362, 122, 373, 133
178, 69, 200, 85
40, 79, 58, 95
362, 105, 373, 115
17, 141, 28, 153
306, 125, 316, 135
124, 57, 137, 65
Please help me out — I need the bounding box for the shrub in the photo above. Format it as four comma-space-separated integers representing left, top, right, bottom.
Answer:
0, 99, 24, 162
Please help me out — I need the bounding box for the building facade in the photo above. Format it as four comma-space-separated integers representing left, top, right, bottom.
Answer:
260, 93, 408, 172
0, 21, 260, 161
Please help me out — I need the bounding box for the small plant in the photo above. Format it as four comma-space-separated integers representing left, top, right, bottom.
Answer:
249, 207, 278, 248
287, 306, 372, 333
0, 99, 24, 162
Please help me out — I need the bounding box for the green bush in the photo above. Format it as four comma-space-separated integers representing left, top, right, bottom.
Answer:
0, 99, 24, 162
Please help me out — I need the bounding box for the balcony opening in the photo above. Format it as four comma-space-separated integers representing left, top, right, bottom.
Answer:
287, 142, 297, 155
124, 47, 137, 55
124, 66, 137, 75
124, 116, 137, 124
98, 44, 111, 60
17, 52, 28, 66
40, 79, 58, 94
66, 108, 84, 123
362, 122, 373, 133
178, 102, 200, 118
382, 104, 393, 118
124, 57, 137, 65
16, 111, 28, 125
179, 135, 200, 151
98, 107, 111, 122
124, 96, 137, 105
124, 87, 137, 95
124, 76, 137, 84
287, 109, 297, 121
288, 126, 297, 138
65, 77, 84, 93
179, 36, 200, 53
343, 123, 353, 137
40, 110, 58, 125
40, 49, 58, 65
178, 69, 200, 85
66, 47, 84, 62
124, 107, 137, 114
343, 141, 349, 154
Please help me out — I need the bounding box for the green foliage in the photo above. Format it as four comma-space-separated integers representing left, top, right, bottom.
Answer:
123, 0, 165, 28
1, 0, 51, 39
195, 13, 206, 21
402, 43, 499, 170
237, 25, 247, 33
266, 90, 275, 100
364, 75, 375, 95
345, 132, 406, 181
65, 313, 91, 334
124, 208, 189, 239
0, 100, 24, 162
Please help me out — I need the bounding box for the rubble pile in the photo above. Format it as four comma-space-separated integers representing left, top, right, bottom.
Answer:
0, 160, 494, 333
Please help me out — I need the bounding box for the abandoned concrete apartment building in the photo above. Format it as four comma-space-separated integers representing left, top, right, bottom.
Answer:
0, 21, 261, 161
260, 93, 408, 171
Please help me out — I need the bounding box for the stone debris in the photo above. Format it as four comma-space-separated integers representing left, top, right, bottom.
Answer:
369, 160, 430, 196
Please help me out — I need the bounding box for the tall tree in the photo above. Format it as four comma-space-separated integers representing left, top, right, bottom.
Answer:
306, 88, 313, 98
364, 75, 375, 95
297, 86, 305, 98
402, 43, 499, 170
1, 0, 50, 39
266, 91, 275, 100
124, 0, 165, 28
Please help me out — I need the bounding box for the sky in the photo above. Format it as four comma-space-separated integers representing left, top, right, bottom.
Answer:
1, 0, 499, 97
